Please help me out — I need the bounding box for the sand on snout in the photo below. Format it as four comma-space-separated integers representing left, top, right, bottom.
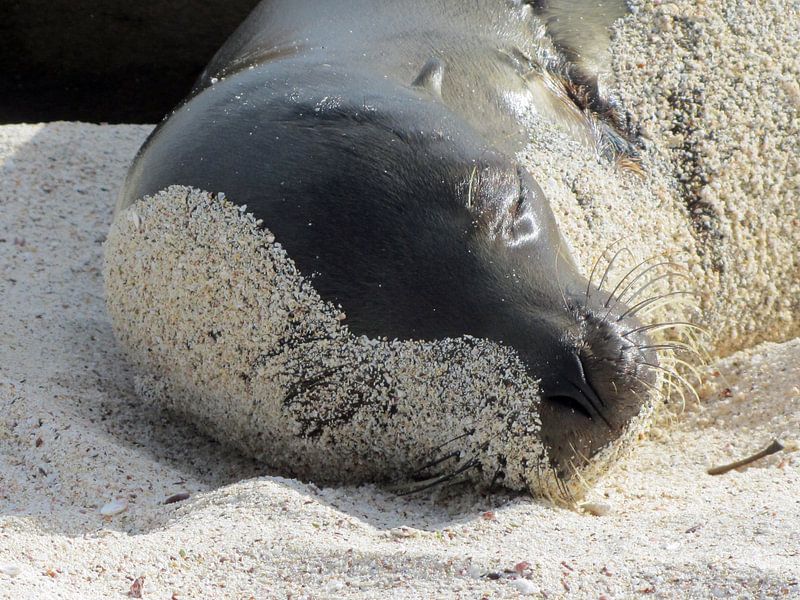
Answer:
0, 0, 798, 596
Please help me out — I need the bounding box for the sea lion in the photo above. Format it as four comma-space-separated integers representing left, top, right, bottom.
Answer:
106, 0, 662, 500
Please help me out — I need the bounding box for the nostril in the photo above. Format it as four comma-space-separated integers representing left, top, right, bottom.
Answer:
545, 394, 594, 420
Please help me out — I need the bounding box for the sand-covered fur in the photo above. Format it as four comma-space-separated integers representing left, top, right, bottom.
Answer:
525, 0, 800, 356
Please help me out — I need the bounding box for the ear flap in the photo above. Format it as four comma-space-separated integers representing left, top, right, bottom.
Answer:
411, 57, 445, 98
529, 0, 629, 76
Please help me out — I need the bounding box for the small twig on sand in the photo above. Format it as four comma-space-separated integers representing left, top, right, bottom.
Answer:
707, 439, 785, 475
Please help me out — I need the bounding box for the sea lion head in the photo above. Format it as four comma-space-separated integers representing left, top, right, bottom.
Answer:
116, 60, 662, 499
227, 68, 663, 497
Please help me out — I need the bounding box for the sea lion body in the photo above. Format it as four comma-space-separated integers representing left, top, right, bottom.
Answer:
109, 0, 660, 499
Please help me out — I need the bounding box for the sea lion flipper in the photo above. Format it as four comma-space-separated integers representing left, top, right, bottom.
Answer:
411, 58, 444, 98
522, 1, 640, 162
530, 0, 629, 76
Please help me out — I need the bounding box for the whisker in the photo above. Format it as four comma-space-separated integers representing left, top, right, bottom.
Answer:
534, 458, 549, 504
638, 346, 681, 357
618, 290, 698, 321
466, 166, 478, 209
585, 238, 628, 299
623, 321, 709, 339
400, 413, 483, 494
672, 357, 706, 383
567, 455, 593, 501
680, 329, 714, 365
539, 464, 555, 505
638, 295, 701, 319
419, 409, 512, 495
608, 261, 683, 309
631, 374, 661, 396
488, 466, 505, 491
555, 241, 569, 311
664, 376, 688, 411
552, 463, 573, 504
637, 342, 703, 358
400, 459, 480, 495
623, 271, 691, 306
638, 370, 686, 408
568, 442, 594, 474
410, 450, 461, 477
603, 252, 670, 309
637, 361, 700, 403
631, 371, 678, 413
431, 430, 473, 453
596, 246, 634, 297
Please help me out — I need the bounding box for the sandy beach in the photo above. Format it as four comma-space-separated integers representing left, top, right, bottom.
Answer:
1, 0, 799, 598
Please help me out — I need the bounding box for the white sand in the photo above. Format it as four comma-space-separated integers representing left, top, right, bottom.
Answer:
1, 0, 799, 596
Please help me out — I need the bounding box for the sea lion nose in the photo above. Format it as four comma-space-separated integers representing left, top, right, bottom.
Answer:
540, 351, 612, 428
